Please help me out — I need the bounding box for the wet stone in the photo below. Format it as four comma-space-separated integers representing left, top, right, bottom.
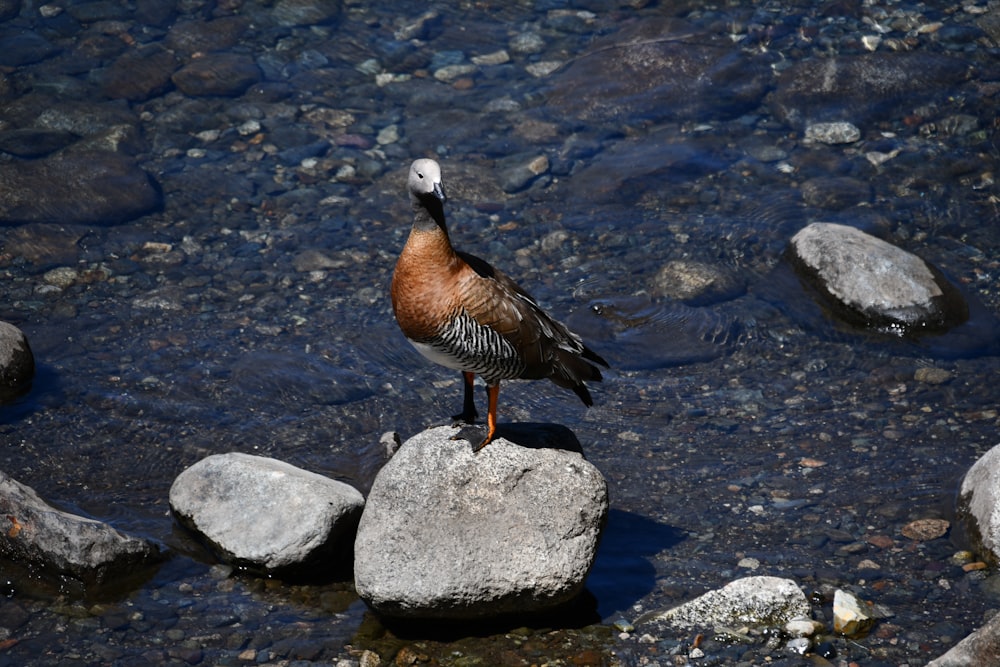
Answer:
0, 32, 58, 67
272, 0, 341, 27
804, 121, 861, 145
100, 45, 179, 102
0, 471, 161, 586
171, 53, 261, 97
787, 222, 968, 335
642, 576, 812, 630
0, 128, 77, 158
800, 176, 871, 210
771, 52, 972, 127
164, 16, 252, 56
0, 152, 160, 226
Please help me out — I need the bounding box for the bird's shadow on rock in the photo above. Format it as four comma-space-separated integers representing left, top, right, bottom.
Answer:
587, 508, 687, 619
451, 421, 585, 455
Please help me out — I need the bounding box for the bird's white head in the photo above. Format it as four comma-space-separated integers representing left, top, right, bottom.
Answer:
409, 158, 446, 203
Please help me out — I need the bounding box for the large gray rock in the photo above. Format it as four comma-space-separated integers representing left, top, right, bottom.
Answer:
169, 453, 364, 576
0, 321, 33, 401
640, 576, 812, 629
958, 444, 1000, 566
0, 471, 161, 585
354, 425, 608, 620
928, 610, 1000, 667
787, 222, 967, 335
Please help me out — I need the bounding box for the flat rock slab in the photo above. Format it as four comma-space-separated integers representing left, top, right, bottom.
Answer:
354, 425, 608, 620
169, 453, 364, 576
787, 222, 967, 335
0, 471, 160, 585
642, 576, 812, 629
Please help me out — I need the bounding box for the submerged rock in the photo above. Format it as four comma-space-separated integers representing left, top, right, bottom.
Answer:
354, 425, 608, 620
0, 152, 161, 225
546, 18, 768, 123
0, 321, 33, 401
170, 453, 364, 576
0, 471, 161, 585
787, 222, 967, 335
640, 576, 811, 629
771, 52, 972, 128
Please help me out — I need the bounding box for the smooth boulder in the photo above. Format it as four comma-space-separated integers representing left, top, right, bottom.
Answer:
0, 471, 160, 585
787, 222, 967, 335
169, 453, 364, 576
640, 576, 812, 629
354, 425, 608, 620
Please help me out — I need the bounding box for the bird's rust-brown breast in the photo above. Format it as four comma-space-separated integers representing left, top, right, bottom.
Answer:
391, 227, 465, 341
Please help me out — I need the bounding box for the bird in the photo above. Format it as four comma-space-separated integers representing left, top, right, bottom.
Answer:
390, 158, 609, 450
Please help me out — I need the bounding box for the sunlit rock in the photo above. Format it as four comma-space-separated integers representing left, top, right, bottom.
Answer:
170, 453, 364, 577
354, 425, 608, 620
833, 589, 874, 636
928, 609, 1000, 667
958, 444, 1000, 566
0, 321, 33, 401
641, 576, 811, 629
0, 471, 161, 586
787, 222, 967, 335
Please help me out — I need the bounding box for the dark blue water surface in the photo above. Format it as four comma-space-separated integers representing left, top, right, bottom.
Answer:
2, 0, 999, 665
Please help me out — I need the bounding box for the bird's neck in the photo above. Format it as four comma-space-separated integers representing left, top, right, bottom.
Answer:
404, 198, 459, 266
411, 196, 448, 234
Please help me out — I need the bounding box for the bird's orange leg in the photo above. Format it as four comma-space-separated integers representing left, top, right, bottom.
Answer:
452, 371, 479, 424
473, 384, 500, 451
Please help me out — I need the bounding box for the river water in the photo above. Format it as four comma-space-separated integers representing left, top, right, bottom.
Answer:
1, 0, 999, 665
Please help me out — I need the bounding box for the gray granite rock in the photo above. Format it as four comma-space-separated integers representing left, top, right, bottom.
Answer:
958, 444, 1000, 566
170, 453, 364, 576
0, 471, 160, 584
641, 576, 811, 629
928, 609, 1000, 667
787, 222, 967, 335
354, 425, 608, 620
0, 321, 33, 401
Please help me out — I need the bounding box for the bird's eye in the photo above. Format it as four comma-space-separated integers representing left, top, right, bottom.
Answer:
417, 172, 424, 179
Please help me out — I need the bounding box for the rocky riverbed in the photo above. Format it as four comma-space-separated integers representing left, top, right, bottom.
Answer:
2, 0, 1000, 665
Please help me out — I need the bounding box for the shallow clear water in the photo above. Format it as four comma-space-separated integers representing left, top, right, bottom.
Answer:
1, 0, 999, 665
